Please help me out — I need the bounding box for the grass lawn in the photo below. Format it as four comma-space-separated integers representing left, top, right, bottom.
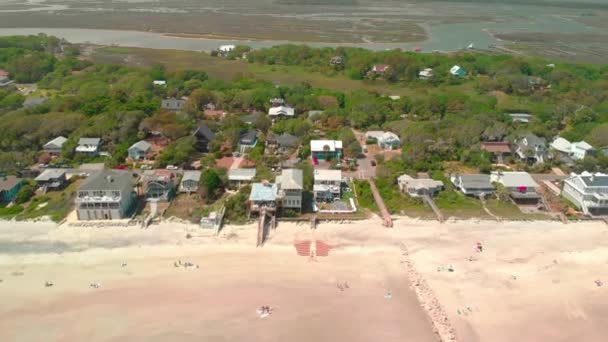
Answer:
434, 190, 490, 219
164, 193, 205, 222
17, 179, 83, 222
354, 179, 434, 218
485, 199, 553, 220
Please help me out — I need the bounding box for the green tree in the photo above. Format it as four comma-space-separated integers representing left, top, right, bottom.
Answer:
199, 168, 224, 203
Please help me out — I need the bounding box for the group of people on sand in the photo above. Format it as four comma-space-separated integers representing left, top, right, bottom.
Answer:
336, 281, 350, 291
257, 306, 274, 318
174, 260, 198, 269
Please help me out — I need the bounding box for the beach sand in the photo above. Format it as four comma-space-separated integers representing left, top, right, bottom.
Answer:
1, 217, 607, 341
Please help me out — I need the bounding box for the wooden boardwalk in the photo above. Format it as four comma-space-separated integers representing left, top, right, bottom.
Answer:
367, 179, 393, 227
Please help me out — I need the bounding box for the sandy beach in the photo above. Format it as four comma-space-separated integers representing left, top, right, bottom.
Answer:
0, 217, 607, 341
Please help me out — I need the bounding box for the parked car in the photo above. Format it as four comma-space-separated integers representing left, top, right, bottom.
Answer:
116, 164, 127, 170
140, 165, 152, 170
166, 165, 179, 170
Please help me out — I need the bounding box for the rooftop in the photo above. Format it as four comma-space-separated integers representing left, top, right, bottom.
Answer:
576, 172, 608, 188
491, 171, 538, 188
182, 171, 201, 182
310, 140, 342, 152
44, 136, 68, 148
454, 174, 492, 189
78, 137, 101, 146
314, 169, 342, 182
249, 183, 278, 202
480, 142, 511, 153
193, 123, 215, 141
268, 106, 295, 117
79, 170, 134, 191
129, 140, 152, 152
239, 130, 257, 144
277, 169, 304, 190
35, 169, 66, 181
0, 176, 22, 192
398, 174, 444, 190
228, 168, 257, 181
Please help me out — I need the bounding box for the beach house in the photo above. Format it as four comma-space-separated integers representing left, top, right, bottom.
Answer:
313, 169, 342, 202
228, 168, 256, 188
311, 140, 342, 162
365, 131, 401, 150
193, 123, 215, 153
128, 140, 153, 162
249, 182, 278, 214
397, 174, 443, 197
451, 174, 494, 197
180, 171, 201, 193
35, 169, 67, 191
75, 170, 135, 220
268, 105, 295, 118
490, 171, 541, 205
562, 172, 608, 216
276, 169, 304, 213
514, 133, 548, 164
266, 133, 299, 154
43, 136, 67, 156
238, 130, 258, 153
0, 176, 23, 203
75, 137, 101, 155
480, 141, 511, 163
161, 98, 187, 112
143, 170, 176, 202
550, 137, 594, 162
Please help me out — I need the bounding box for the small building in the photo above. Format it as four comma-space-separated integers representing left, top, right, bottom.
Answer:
249, 182, 278, 213
268, 105, 295, 118
180, 171, 201, 193
153, 80, 166, 86
143, 170, 176, 202
276, 169, 303, 212
0, 75, 13, 87
562, 172, 608, 216
23, 97, 48, 109
270, 98, 285, 107
43, 136, 68, 156
161, 98, 186, 112
128, 140, 153, 161
490, 171, 541, 205
509, 113, 533, 123
228, 168, 256, 188
313, 169, 342, 202
193, 123, 215, 153
450, 65, 466, 77
514, 133, 548, 164
451, 174, 494, 197
419, 68, 433, 80
75, 137, 101, 155
0, 176, 24, 203
397, 174, 443, 197
35, 169, 67, 191
370, 64, 390, 75
480, 141, 511, 163
75, 170, 135, 220
218, 45, 235, 57
267, 133, 298, 153
330, 56, 344, 66
365, 131, 400, 150
238, 130, 258, 153
311, 140, 342, 161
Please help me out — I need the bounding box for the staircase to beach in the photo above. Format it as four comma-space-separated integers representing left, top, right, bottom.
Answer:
422, 194, 444, 222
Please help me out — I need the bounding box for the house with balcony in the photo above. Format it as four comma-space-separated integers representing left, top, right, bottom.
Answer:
313, 169, 342, 202
276, 169, 303, 213
365, 131, 401, 150
268, 105, 295, 119
311, 140, 342, 162
35, 169, 67, 191
514, 133, 548, 164
142, 170, 176, 202
75, 137, 101, 155
0, 176, 24, 203
228, 168, 256, 188
550, 137, 594, 163
43, 136, 67, 156
128, 140, 153, 162
490, 171, 541, 205
562, 172, 608, 216
249, 182, 278, 214
193, 123, 215, 153
75, 170, 135, 220
451, 174, 494, 197
180, 171, 201, 193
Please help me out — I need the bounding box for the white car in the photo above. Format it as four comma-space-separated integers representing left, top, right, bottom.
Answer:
166, 165, 179, 170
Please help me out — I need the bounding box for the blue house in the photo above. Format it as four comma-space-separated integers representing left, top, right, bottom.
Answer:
0, 176, 24, 203
128, 140, 152, 161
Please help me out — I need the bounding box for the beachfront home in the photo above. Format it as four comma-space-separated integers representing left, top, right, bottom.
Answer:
161, 98, 187, 112
128, 140, 153, 162
228, 168, 256, 188
562, 172, 608, 216
75, 137, 101, 155
451, 174, 494, 197
35, 169, 67, 191
365, 131, 401, 150
43, 136, 67, 156
313, 169, 342, 202
268, 105, 295, 118
266, 133, 299, 154
514, 133, 548, 164
193, 123, 215, 153
0, 176, 23, 203
143, 170, 176, 202
75, 170, 135, 221
480, 141, 511, 163
550, 137, 594, 162
276, 169, 304, 213
450, 65, 466, 77
419, 68, 433, 80
490, 171, 541, 205
249, 182, 278, 214
238, 130, 258, 153
180, 171, 201, 193
397, 174, 443, 197
311, 140, 342, 162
